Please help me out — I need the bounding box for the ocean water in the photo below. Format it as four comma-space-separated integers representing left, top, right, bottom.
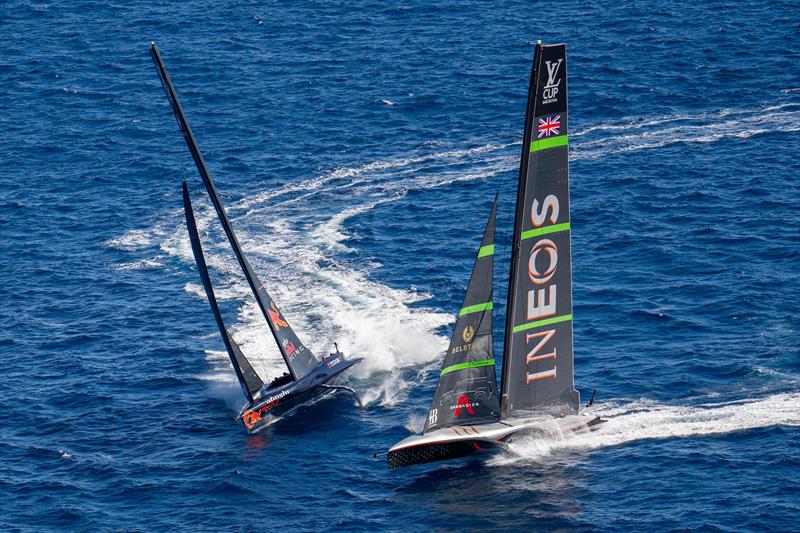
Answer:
2, 1, 799, 531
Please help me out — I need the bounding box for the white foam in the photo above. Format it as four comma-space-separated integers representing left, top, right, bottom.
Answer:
405, 412, 427, 434
488, 392, 800, 466
105, 229, 154, 250
110, 259, 163, 271
108, 100, 800, 406
571, 104, 800, 160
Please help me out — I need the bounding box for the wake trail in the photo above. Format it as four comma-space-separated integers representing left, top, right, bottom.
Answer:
489, 392, 800, 465
571, 102, 800, 160
105, 98, 800, 406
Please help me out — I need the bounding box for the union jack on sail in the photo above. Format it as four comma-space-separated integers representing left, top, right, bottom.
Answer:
537, 115, 561, 138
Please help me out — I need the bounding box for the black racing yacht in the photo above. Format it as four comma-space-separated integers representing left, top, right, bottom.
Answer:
150, 42, 362, 433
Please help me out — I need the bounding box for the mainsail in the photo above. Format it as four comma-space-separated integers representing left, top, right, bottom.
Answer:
151, 43, 319, 379
501, 43, 580, 418
182, 181, 264, 402
424, 195, 501, 433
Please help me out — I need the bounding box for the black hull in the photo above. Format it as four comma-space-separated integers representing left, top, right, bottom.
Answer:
240, 353, 361, 433
388, 440, 501, 469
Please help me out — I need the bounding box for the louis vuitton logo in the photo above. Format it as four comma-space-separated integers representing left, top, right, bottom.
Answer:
542, 58, 563, 103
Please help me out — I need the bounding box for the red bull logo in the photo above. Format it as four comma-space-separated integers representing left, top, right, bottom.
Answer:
268, 302, 289, 329
281, 337, 296, 357
242, 408, 264, 430
241, 389, 291, 430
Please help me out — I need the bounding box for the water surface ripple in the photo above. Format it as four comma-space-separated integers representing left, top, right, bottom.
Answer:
1, 1, 799, 531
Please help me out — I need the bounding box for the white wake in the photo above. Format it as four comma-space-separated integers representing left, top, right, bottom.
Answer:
106, 99, 800, 406
488, 392, 800, 465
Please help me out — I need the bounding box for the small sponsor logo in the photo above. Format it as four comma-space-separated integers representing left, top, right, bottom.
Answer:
542, 58, 563, 104
242, 389, 292, 429
242, 409, 262, 429
452, 394, 477, 416
528, 238, 558, 285
537, 115, 561, 138
281, 337, 296, 357
428, 408, 438, 426
462, 324, 475, 343
268, 302, 289, 330
326, 356, 341, 368
451, 343, 471, 354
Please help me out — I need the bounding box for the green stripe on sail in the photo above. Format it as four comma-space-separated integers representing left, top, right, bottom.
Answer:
512, 313, 573, 334
478, 244, 494, 258
520, 221, 571, 241
530, 135, 568, 153
458, 302, 493, 317
441, 358, 495, 376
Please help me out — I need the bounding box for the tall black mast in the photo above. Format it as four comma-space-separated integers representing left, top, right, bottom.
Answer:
501, 43, 543, 401
151, 42, 319, 379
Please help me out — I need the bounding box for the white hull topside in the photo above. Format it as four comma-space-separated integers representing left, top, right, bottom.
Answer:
388, 411, 600, 453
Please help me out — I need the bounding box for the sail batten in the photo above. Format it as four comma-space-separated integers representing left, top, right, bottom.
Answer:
501, 43, 580, 419
424, 195, 501, 434
151, 43, 319, 379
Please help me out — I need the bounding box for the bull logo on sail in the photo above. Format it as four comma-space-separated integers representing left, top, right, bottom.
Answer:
268, 302, 289, 329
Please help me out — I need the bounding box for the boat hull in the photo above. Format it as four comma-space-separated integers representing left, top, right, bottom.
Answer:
240, 353, 362, 433
387, 412, 603, 469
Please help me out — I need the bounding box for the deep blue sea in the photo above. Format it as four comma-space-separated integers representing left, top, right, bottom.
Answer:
2, 1, 799, 531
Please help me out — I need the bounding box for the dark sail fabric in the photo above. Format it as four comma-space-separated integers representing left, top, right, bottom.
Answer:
151, 43, 319, 379
183, 182, 264, 402
424, 195, 501, 433
501, 43, 580, 419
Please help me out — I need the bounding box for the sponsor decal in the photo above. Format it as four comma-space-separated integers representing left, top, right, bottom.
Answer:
452, 324, 479, 354
242, 409, 262, 430
542, 58, 563, 104
522, 195, 563, 382
326, 356, 341, 368
537, 115, 561, 138
528, 238, 558, 285
268, 302, 289, 330
451, 343, 471, 354
452, 394, 476, 416
525, 329, 558, 383
428, 408, 438, 426
281, 337, 296, 358
462, 324, 475, 343
242, 389, 292, 429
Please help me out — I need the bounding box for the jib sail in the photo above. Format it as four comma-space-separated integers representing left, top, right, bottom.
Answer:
151, 42, 319, 379
424, 195, 501, 433
182, 182, 264, 402
501, 43, 580, 418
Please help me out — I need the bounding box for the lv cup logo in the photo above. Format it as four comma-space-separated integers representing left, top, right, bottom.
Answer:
542, 59, 563, 104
